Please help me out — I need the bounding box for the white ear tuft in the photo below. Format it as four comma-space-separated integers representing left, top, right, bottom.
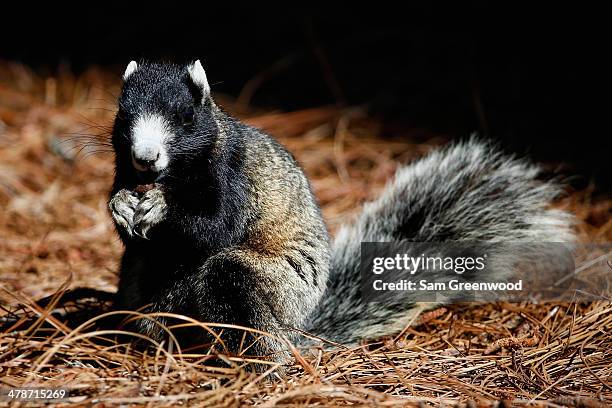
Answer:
123, 61, 138, 80
187, 59, 211, 97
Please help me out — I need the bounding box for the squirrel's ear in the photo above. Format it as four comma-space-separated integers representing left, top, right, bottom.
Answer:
187, 60, 211, 98
123, 61, 138, 80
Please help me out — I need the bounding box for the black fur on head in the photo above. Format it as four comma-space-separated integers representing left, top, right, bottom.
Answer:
112, 61, 233, 195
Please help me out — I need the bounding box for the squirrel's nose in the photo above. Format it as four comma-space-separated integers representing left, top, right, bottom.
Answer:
133, 156, 159, 168
131, 147, 161, 171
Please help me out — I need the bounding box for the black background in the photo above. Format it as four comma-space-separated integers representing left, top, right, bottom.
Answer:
1, 3, 608, 189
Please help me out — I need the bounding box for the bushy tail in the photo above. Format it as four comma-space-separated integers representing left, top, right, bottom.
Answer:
303, 138, 575, 345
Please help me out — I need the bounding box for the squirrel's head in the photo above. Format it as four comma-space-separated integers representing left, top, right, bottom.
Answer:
113, 60, 218, 184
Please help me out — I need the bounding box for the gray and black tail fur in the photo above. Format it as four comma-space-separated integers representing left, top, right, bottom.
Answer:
304, 138, 575, 345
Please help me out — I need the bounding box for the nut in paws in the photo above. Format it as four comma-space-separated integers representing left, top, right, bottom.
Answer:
133, 188, 167, 239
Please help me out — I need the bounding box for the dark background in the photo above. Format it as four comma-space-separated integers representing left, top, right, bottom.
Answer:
1, 3, 608, 189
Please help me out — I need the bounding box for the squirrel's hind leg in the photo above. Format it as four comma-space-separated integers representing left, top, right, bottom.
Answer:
189, 247, 323, 363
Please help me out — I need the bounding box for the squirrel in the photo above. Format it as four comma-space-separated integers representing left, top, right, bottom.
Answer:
109, 60, 575, 360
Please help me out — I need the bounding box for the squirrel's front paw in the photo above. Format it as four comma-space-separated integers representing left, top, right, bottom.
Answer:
133, 188, 167, 239
109, 189, 139, 237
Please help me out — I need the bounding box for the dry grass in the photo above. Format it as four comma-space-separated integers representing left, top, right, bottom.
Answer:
0, 61, 610, 407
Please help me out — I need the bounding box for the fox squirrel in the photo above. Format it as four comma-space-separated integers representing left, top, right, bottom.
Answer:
109, 60, 574, 360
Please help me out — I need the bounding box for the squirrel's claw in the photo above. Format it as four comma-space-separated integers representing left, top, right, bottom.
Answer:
132, 225, 149, 240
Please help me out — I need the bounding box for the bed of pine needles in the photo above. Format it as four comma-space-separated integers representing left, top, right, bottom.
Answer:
0, 61, 610, 407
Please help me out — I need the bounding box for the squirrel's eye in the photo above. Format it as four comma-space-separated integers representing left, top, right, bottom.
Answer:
181, 106, 195, 126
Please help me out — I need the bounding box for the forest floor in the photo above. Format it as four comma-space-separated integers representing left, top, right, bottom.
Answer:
0, 62, 610, 407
